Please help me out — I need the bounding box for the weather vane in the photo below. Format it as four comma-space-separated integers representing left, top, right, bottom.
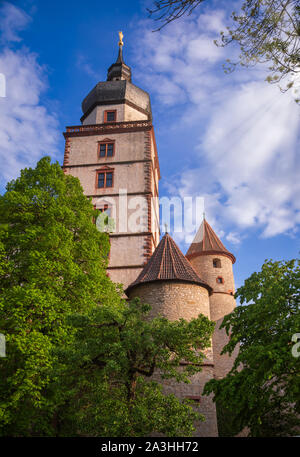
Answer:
118, 31, 124, 46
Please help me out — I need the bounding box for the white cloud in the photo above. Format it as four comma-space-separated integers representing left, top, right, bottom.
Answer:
196, 9, 226, 33
76, 54, 99, 80
0, 2, 31, 43
133, 7, 300, 242
0, 3, 59, 189
187, 36, 223, 63
201, 80, 300, 237
226, 232, 241, 245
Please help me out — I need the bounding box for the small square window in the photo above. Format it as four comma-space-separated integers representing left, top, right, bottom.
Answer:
99, 204, 112, 217
105, 110, 116, 122
213, 258, 221, 268
98, 142, 114, 158
97, 170, 114, 189
216, 276, 224, 284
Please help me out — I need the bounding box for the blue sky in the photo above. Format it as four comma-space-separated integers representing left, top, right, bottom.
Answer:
0, 0, 299, 291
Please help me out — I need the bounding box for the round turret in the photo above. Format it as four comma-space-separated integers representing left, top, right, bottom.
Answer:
186, 219, 238, 380
126, 233, 218, 437
126, 232, 212, 317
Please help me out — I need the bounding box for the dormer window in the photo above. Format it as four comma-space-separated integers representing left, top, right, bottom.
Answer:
104, 110, 117, 123
213, 258, 221, 268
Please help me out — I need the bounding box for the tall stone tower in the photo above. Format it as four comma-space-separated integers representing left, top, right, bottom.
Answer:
126, 233, 218, 437
62, 34, 160, 289
186, 218, 237, 379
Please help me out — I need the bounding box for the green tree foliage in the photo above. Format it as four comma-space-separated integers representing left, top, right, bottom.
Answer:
0, 157, 215, 436
149, 1, 300, 95
204, 259, 300, 437
219, 0, 300, 94
148, 0, 206, 27
51, 299, 215, 436
0, 157, 120, 435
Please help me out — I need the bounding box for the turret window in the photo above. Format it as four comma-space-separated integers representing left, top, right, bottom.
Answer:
213, 258, 221, 268
104, 110, 117, 123
98, 141, 114, 158
216, 276, 224, 284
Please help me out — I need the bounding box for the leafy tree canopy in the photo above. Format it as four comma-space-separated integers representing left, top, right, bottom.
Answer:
53, 299, 215, 437
0, 157, 215, 437
204, 258, 300, 437
0, 157, 120, 435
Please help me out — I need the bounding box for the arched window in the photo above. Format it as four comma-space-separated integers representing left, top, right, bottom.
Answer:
213, 258, 221, 268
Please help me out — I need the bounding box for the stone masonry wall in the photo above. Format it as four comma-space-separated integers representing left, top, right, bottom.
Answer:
64, 121, 159, 290
128, 281, 218, 437
129, 281, 211, 321
188, 254, 237, 379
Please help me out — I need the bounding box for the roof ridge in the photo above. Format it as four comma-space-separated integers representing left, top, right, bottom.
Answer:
206, 220, 227, 251
168, 235, 180, 278
205, 221, 214, 250
171, 236, 192, 278
158, 235, 168, 279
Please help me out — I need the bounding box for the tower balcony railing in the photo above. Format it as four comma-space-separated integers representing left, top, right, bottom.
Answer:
65, 120, 152, 134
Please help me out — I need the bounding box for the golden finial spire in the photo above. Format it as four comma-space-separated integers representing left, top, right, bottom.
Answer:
118, 31, 124, 46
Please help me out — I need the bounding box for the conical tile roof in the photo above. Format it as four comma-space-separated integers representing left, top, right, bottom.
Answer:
125, 233, 212, 296
186, 219, 235, 263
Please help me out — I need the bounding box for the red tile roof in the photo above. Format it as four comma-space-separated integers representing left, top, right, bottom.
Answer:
125, 233, 212, 295
186, 219, 236, 263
